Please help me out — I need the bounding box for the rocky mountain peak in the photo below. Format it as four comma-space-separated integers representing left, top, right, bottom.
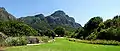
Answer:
35, 14, 44, 17
51, 10, 66, 17
18, 10, 82, 31
0, 7, 6, 11
0, 7, 16, 21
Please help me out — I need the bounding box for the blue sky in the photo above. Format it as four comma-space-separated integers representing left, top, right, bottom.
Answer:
1, 0, 120, 26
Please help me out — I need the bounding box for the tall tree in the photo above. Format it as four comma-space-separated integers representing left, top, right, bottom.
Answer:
83, 16, 103, 38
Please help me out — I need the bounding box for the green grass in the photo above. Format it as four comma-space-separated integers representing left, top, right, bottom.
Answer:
6, 37, 120, 51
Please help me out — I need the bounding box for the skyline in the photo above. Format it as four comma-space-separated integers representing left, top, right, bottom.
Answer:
1, 0, 120, 26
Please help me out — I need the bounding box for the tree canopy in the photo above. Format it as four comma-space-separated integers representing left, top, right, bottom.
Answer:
54, 27, 65, 37
74, 15, 120, 42
0, 21, 38, 36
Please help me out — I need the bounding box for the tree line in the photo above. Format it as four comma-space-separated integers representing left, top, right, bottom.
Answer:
73, 15, 120, 42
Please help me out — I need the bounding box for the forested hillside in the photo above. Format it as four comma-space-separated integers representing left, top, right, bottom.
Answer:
74, 15, 120, 42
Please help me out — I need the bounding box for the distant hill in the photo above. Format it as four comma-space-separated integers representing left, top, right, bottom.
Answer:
18, 10, 82, 31
0, 7, 16, 21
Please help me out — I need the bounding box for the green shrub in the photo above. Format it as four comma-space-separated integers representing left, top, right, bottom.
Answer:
39, 36, 52, 43
69, 38, 120, 45
54, 27, 65, 37
5, 37, 27, 46
0, 21, 38, 37
31, 36, 52, 43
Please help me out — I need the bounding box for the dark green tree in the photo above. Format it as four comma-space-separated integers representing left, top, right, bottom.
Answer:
54, 27, 65, 37
104, 19, 113, 28
45, 29, 55, 39
83, 16, 103, 38
74, 27, 84, 39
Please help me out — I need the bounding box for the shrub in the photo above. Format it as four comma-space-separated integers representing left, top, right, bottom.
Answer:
54, 27, 65, 37
29, 36, 52, 43
0, 32, 7, 47
44, 29, 55, 39
0, 21, 38, 37
39, 36, 52, 43
69, 38, 120, 45
5, 37, 27, 46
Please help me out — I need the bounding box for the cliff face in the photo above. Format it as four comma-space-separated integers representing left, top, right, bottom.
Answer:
0, 7, 16, 21
46, 10, 81, 28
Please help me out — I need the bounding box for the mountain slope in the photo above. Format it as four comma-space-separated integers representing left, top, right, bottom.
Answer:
18, 14, 51, 31
18, 10, 82, 31
46, 10, 81, 28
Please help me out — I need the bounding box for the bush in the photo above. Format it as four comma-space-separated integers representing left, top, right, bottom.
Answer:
5, 37, 27, 46
0, 32, 7, 47
54, 27, 65, 37
0, 21, 38, 36
30, 36, 52, 43
44, 29, 55, 39
38, 36, 52, 43
69, 38, 120, 45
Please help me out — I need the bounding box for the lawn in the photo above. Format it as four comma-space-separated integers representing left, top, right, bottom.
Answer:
6, 37, 120, 51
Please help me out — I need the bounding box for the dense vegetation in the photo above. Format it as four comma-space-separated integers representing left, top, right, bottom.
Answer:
73, 15, 120, 42
0, 21, 38, 36
54, 27, 65, 37
69, 38, 120, 45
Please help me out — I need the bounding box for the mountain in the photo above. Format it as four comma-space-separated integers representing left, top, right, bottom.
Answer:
18, 10, 82, 31
46, 10, 81, 28
18, 14, 51, 31
0, 7, 16, 21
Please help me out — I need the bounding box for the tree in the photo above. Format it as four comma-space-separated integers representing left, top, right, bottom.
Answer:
45, 29, 55, 39
84, 16, 103, 30
83, 16, 103, 38
104, 19, 113, 28
54, 27, 65, 37
74, 27, 84, 39
0, 21, 38, 36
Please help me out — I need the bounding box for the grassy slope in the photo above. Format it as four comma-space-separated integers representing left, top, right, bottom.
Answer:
6, 38, 120, 51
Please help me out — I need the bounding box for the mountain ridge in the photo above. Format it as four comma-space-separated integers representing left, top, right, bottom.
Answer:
0, 7, 82, 31
18, 10, 81, 31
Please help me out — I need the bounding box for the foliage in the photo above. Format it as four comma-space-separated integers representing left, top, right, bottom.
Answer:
44, 29, 55, 39
83, 16, 103, 38
84, 16, 103, 30
0, 21, 38, 36
69, 38, 120, 45
104, 19, 113, 28
5, 37, 27, 46
75, 15, 120, 42
37, 36, 52, 43
97, 27, 120, 41
0, 32, 7, 47
74, 27, 84, 39
85, 31, 98, 40
54, 27, 65, 37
